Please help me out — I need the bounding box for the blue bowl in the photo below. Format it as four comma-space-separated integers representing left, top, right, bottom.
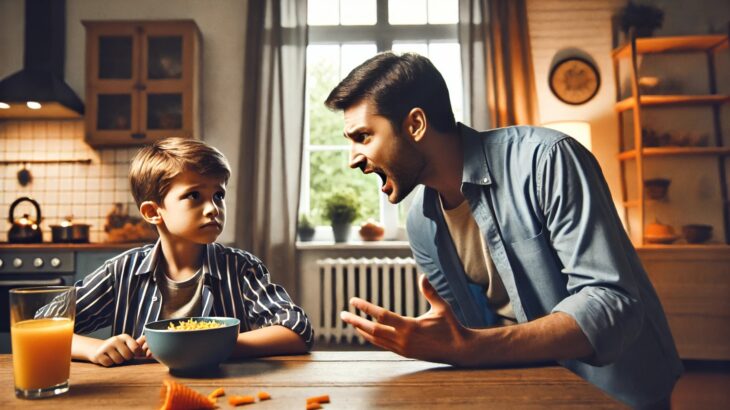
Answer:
144, 317, 240, 372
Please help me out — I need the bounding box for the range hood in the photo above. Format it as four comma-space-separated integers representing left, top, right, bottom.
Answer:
0, 0, 84, 119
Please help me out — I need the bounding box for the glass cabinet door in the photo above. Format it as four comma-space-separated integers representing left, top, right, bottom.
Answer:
98, 36, 133, 79
97, 94, 132, 130
147, 36, 183, 79
147, 93, 182, 129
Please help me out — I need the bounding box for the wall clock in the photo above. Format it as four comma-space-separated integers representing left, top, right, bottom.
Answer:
549, 57, 600, 105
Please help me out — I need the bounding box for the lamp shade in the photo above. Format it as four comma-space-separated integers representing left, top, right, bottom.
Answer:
542, 121, 592, 151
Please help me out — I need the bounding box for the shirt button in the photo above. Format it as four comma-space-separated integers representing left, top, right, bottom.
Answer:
152, 296, 158, 302
482, 177, 488, 183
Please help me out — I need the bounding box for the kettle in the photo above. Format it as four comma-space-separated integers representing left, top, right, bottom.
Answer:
8, 197, 43, 243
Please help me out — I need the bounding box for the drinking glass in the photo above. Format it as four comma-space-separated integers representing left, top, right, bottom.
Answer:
10, 286, 75, 399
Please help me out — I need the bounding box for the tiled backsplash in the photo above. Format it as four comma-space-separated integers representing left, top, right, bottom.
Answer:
0, 120, 138, 243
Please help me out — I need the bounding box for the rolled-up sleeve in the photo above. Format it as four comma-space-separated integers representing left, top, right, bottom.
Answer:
239, 260, 314, 349
538, 138, 644, 366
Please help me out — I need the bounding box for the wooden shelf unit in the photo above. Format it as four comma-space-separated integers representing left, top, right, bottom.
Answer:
612, 32, 730, 246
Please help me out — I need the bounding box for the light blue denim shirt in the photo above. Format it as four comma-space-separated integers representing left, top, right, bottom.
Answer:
407, 124, 682, 408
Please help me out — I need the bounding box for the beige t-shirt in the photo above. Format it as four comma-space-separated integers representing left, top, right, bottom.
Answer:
156, 268, 205, 320
441, 198, 516, 324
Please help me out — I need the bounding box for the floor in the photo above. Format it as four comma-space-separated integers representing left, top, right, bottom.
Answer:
315, 341, 730, 409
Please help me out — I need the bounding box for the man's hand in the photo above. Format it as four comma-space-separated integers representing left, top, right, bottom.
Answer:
340, 274, 474, 366
88, 334, 144, 367
136, 335, 153, 359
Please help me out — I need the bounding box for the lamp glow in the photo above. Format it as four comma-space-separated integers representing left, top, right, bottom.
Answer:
26, 101, 42, 109
543, 121, 592, 151
0, 102, 9, 109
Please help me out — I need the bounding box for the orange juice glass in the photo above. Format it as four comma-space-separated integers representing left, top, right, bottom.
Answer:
9, 286, 75, 399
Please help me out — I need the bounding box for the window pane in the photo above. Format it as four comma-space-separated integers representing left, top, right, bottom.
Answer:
308, 0, 339, 25
307, 45, 342, 146
309, 150, 379, 226
391, 42, 428, 56
429, 43, 463, 123
428, 0, 458, 24
341, 44, 377, 78
389, 0, 427, 25
340, 0, 376, 25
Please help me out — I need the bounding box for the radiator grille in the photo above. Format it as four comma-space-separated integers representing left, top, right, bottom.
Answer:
316, 257, 428, 344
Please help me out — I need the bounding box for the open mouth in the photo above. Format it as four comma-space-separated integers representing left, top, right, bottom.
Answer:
201, 222, 222, 230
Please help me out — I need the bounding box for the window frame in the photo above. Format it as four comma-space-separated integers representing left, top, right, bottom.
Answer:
302, 0, 459, 242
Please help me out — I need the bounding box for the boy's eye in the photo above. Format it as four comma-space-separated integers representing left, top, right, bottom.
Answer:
214, 192, 225, 201
185, 191, 200, 200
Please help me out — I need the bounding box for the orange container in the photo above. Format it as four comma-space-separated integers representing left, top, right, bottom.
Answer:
11, 318, 74, 390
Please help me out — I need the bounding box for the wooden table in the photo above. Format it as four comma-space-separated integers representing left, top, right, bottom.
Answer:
0, 352, 623, 409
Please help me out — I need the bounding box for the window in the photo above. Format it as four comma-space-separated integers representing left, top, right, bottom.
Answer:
302, 0, 461, 240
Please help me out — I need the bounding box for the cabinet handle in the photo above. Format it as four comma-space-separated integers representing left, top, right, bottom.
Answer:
131, 133, 146, 139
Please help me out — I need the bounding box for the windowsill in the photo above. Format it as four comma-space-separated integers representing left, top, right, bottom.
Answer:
296, 240, 411, 250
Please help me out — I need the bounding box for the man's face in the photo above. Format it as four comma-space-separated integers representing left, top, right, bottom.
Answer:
343, 100, 426, 204
157, 170, 226, 244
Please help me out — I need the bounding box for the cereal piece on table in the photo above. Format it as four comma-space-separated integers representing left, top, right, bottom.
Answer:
208, 387, 225, 399
159, 380, 216, 410
305, 403, 322, 410
257, 391, 271, 400
228, 395, 256, 406
306, 394, 330, 404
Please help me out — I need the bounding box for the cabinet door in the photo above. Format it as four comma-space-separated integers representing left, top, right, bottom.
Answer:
85, 23, 143, 146
140, 23, 195, 140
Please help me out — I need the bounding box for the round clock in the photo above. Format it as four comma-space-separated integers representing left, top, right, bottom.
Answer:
549, 57, 600, 105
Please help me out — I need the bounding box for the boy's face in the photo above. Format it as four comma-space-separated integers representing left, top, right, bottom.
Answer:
156, 170, 226, 244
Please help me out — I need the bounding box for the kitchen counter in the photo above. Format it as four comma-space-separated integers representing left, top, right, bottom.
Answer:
0, 242, 149, 251
0, 351, 622, 409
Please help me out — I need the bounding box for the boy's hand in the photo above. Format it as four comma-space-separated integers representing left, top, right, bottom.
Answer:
89, 334, 143, 367
136, 335, 153, 359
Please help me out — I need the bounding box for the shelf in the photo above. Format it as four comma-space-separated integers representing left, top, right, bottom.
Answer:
618, 147, 730, 161
612, 34, 728, 59
615, 95, 730, 112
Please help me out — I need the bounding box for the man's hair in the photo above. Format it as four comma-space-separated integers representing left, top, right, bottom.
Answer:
129, 137, 231, 207
325, 52, 457, 134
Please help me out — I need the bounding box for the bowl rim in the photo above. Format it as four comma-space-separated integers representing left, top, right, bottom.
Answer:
144, 316, 240, 333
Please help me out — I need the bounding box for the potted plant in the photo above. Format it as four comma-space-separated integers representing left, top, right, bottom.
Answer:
323, 193, 359, 243
297, 214, 316, 242
618, 1, 664, 38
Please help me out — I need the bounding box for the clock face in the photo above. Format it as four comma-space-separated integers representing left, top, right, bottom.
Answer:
549, 58, 600, 105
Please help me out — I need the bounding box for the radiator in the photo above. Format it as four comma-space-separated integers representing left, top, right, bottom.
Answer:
316, 257, 428, 344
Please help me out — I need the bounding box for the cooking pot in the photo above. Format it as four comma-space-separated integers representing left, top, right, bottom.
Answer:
8, 197, 43, 243
50, 217, 91, 243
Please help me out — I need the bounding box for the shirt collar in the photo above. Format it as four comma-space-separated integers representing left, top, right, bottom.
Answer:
135, 240, 221, 280
458, 123, 492, 188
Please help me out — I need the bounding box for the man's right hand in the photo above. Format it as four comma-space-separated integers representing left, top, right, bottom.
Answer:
87, 334, 143, 367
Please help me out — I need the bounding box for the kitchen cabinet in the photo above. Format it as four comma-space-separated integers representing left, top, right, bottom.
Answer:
83, 20, 202, 147
612, 33, 730, 246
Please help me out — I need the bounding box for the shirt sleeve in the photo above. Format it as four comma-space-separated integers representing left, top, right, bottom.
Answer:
538, 137, 645, 366
238, 259, 314, 349
73, 262, 116, 334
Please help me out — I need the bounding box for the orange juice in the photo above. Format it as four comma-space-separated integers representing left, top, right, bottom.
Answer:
11, 317, 74, 390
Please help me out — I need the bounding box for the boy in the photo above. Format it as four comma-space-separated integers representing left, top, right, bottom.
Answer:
71, 138, 312, 366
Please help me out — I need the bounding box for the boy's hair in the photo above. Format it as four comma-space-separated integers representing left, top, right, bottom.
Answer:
129, 137, 231, 207
325, 52, 457, 134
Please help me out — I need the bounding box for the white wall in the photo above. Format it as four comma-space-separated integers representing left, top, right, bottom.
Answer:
0, 0, 247, 244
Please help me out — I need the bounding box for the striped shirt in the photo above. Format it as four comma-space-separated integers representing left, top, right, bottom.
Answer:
71, 241, 313, 347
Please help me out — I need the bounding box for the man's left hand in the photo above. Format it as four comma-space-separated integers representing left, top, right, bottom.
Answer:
340, 274, 473, 366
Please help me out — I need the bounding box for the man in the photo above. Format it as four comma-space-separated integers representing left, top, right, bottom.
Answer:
326, 52, 681, 409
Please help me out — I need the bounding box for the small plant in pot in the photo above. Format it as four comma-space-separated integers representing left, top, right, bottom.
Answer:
297, 214, 316, 242
323, 193, 359, 243
618, 1, 664, 38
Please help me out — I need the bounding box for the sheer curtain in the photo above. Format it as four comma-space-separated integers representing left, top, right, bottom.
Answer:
236, 0, 308, 299
459, 0, 538, 128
